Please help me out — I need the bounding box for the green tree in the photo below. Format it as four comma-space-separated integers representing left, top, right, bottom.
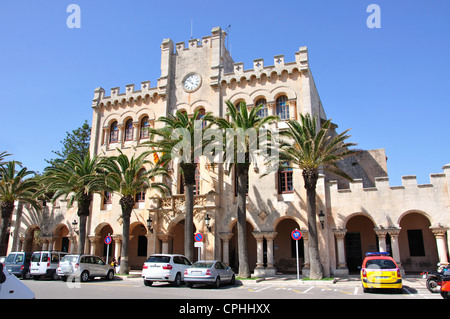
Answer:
46, 120, 91, 167
277, 114, 357, 279
99, 150, 170, 274
0, 161, 40, 255
41, 153, 103, 254
145, 110, 216, 263
215, 100, 278, 278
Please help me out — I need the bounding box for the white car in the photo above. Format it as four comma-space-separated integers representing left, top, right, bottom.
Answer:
57, 254, 114, 282
0, 263, 35, 299
142, 254, 192, 287
184, 260, 236, 288
30, 251, 67, 280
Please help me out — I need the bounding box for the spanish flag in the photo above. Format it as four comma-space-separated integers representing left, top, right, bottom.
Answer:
152, 147, 160, 164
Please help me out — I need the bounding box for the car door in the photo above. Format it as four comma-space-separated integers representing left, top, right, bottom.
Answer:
216, 261, 232, 281
92, 256, 106, 276
39, 252, 49, 275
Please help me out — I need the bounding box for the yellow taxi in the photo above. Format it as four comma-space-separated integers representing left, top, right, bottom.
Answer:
360, 252, 403, 293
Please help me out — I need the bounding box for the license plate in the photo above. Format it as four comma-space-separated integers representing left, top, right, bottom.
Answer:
150, 264, 159, 267
376, 276, 389, 279
192, 271, 201, 275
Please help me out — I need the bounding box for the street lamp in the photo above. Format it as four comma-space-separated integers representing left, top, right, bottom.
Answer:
72, 219, 79, 235
318, 211, 325, 229
205, 214, 211, 232
147, 216, 153, 233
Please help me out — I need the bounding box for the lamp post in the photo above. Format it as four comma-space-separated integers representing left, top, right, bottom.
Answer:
204, 214, 211, 232
146, 216, 153, 233
318, 211, 325, 229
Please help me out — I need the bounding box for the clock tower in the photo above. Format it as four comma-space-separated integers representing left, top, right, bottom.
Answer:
158, 27, 234, 118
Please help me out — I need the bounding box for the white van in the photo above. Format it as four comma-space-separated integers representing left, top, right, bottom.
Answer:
30, 251, 67, 280
0, 263, 35, 299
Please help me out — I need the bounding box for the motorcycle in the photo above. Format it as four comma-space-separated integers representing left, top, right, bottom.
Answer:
438, 276, 450, 299
422, 263, 450, 293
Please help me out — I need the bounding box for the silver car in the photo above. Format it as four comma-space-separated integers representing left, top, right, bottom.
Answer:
57, 254, 114, 282
184, 260, 235, 288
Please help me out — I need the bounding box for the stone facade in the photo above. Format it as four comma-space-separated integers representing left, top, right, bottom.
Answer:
5, 27, 449, 276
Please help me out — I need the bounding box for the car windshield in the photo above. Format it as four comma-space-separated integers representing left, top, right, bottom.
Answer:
366, 259, 397, 269
61, 255, 79, 263
146, 256, 170, 263
192, 262, 215, 268
31, 253, 41, 262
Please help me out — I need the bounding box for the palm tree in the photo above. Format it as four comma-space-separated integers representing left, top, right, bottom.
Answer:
0, 161, 40, 255
99, 150, 170, 274
215, 100, 278, 278
145, 110, 215, 263
41, 153, 103, 255
277, 113, 357, 279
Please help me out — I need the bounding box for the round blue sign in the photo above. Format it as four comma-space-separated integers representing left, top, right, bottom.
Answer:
194, 233, 203, 242
104, 235, 112, 245
291, 230, 302, 241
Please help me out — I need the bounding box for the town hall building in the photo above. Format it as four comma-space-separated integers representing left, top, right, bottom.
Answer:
7, 27, 450, 278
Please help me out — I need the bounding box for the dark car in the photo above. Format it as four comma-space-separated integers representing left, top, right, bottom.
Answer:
4, 252, 32, 279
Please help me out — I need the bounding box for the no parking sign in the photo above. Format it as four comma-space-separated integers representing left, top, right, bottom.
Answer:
291, 229, 302, 280
104, 235, 112, 245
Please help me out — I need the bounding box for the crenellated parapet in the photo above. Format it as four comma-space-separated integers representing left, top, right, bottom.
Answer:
220, 46, 309, 86
328, 166, 450, 193
91, 80, 162, 110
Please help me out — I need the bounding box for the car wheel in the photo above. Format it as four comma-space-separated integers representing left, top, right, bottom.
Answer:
213, 276, 220, 289
51, 271, 59, 280
80, 270, 90, 282
144, 280, 153, 287
172, 272, 181, 287
230, 274, 235, 286
106, 270, 114, 281
23, 270, 31, 280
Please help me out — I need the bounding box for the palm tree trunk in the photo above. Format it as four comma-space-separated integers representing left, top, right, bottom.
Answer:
119, 195, 134, 275
303, 169, 323, 280
181, 163, 196, 262
77, 194, 92, 255
236, 163, 250, 278
0, 202, 14, 256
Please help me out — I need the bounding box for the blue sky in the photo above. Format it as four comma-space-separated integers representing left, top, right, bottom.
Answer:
0, 0, 449, 186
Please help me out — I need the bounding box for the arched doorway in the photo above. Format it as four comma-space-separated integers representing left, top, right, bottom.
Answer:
229, 221, 256, 273
53, 224, 70, 252
25, 226, 41, 252
398, 212, 439, 272
94, 223, 115, 263
167, 219, 198, 261
274, 218, 303, 273
129, 222, 148, 269
345, 215, 377, 273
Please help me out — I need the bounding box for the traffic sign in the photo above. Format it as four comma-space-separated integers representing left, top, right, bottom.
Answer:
194, 233, 203, 242
104, 235, 112, 245
291, 229, 302, 241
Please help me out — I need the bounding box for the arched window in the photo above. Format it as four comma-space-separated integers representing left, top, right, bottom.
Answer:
196, 108, 206, 129
255, 98, 267, 118
278, 162, 293, 194
124, 119, 133, 141
135, 169, 146, 203
276, 95, 289, 120
140, 116, 150, 139
109, 121, 118, 143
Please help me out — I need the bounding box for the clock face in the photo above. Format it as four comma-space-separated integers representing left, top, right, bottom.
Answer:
183, 73, 201, 92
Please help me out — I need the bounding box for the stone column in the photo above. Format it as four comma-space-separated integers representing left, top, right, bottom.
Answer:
301, 230, 310, 272
387, 228, 402, 267
374, 228, 388, 252
263, 232, 277, 275
252, 232, 265, 274
431, 227, 449, 265
158, 233, 173, 254
219, 232, 233, 266
88, 236, 98, 255
112, 235, 122, 261
334, 229, 348, 274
